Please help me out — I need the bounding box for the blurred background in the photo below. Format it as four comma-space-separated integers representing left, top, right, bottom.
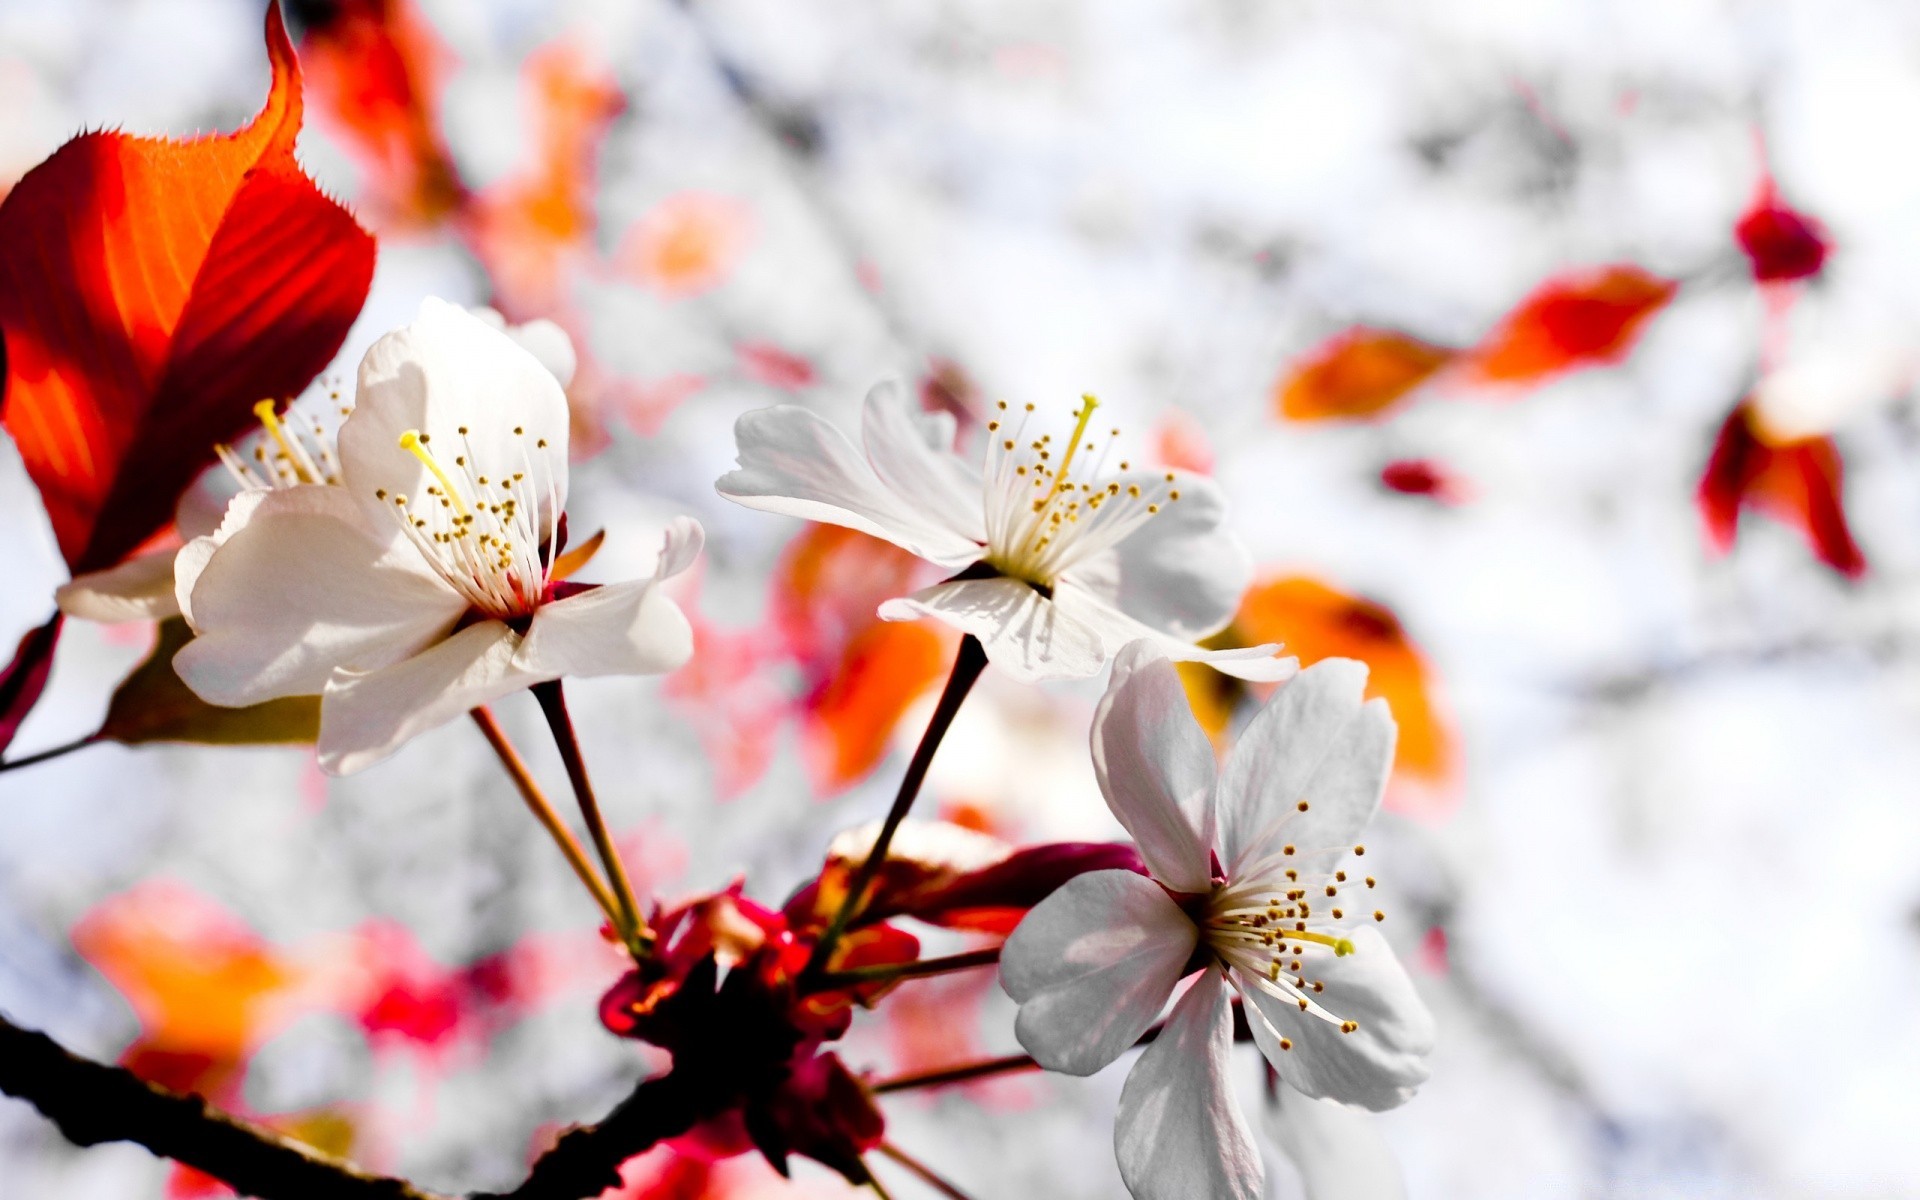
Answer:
4, 0, 1920, 1196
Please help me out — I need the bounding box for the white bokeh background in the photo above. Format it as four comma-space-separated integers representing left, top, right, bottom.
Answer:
3, 1, 1920, 1197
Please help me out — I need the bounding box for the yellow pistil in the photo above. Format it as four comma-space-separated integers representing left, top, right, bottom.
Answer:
1289, 929, 1356, 957
398, 429, 470, 519
1041, 393, 1101, 507
253, 399, 316, 484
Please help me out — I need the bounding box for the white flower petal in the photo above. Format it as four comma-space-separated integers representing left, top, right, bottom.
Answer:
1237, 926, 1434, 1111
877, 576, 1110, 683
516, 580, 693, 680
860, 379, 987, 544
716, 404, 984, 567
1083, 473, 1251, 641
317, 621, 523, 775
1264, 1080, 1407, 1200
174, 488, 277, 630
1001, 869, 1196, 1076
57, 550, 181, 622
1219, 659, 1395, 876
1054, 576, 1296, 682
339, 298, 571, 539
172, 487, 466, 705
1090, 641, 1217, 894
1114, 969, 1263, 1200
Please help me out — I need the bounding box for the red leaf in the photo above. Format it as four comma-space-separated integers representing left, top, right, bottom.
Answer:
0, 613, 62, 757
1736, 180, 1828, 284
1697, 400, 1863, 578
0, 3, 375, 572
1379, 457, 1469, 503
1275, 327, 1456, 422
1464, 265, 1675, 387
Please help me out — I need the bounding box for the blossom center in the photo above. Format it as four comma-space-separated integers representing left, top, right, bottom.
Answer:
380, 425, 560, 620
978, 394, 1182, 588
1199, 843, 1384, 1038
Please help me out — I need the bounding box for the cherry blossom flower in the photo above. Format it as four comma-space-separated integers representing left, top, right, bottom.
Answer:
716, 383, 1292, 683
55, 309, 576, 625
999, 641, 1434, 1200
172, 299, 699, 774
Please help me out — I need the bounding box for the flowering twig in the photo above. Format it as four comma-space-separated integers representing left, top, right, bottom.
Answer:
877, 1142, 976, 1200
531, 680, 651, 959
469, 706, 623, 933
0, 732, 99, 774
809, 946, 1001, 991
0, 1011, 447, 1200
805, 635, 988, 978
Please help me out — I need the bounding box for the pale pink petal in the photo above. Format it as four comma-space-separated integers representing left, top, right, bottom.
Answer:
860, 379, 987, 544
1265, 1080, 1407, 1200
1054, 577, 1296, 682
1219, 659, 1395, 877
1236, 927, 1434, 1111
716, 404, 984, 568
56, 550, 180, 622
173, 487, 465, 706
1114, 969, 1263, 1200
317, 621, 523, 775
877, 577, 1109, 683
340, 298, 571, 539
1000, 869, 1196, 1076
1090, 641, 1217, 893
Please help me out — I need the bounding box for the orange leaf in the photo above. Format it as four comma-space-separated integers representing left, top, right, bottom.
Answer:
1697, 399, 1863, 579
0, 3, 376, 573
1275, 327, 1456, 422
1232, 576, 1459, 817
1463, 264, 1675, 387
802, 621, 947, 794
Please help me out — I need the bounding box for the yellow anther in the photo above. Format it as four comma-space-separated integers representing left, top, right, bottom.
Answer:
399, 429, 470, 519
252, 399, 317, 484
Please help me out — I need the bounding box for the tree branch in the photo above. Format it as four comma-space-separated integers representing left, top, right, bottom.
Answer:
0, 1011, 446, 1200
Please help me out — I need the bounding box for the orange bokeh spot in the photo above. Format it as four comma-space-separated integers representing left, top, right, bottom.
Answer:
1464, 264, 1676, 387
1275, 327, 1457, 422
623, 191, 755, 298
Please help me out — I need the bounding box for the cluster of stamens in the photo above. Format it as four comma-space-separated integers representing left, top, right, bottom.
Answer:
377, 424, 561, 620
216, 385, 350, 489
1202, 817, 1385, 1043
980, 395, 1181, 588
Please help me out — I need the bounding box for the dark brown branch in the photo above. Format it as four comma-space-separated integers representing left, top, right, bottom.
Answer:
0, 1011, 446, 1200
471, 1067, 721, 1200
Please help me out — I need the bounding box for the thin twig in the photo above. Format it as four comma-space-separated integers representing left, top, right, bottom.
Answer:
531, 681, 650, 958
871, 1052, 1038, 1095
469, 706, 621, 931
0, 1012, 446, 1199
806, 636, 987, 978
877, 1142, 975, 1200
0, 732, 98, 773
810, 946, 1001, 991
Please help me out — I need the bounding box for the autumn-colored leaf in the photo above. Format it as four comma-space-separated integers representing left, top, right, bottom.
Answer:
0, 612, 62, 757
297, 0, 465, 229
97, 617, 319, 746
1204, 576, 1460, 818
1697, 399, 1863, 579
1736, 179, 1828, 285
0, 3, 376, 574
1462, 264, 1675, 387
1379, 457, 1469, 503
772, 525, 929, 669
1275, 327, 1456, 422
801, 621, 946, 794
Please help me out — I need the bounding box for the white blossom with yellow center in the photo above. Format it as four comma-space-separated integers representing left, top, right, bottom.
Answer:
1000, 642, 1434, 1200
171, 299, 699, 775
716, 382, 1292, 683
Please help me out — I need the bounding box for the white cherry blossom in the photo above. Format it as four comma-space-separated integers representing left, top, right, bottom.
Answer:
172, 299, 698, 774
1000, 641, 1434, 1200
715, 382, 1292, 683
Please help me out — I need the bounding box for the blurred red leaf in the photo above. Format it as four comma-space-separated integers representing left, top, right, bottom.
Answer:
1379, 457, 1468, 503
0, 613, 62, 757
298, 0, 465, 229
737, 342, 816, 391
801, 621, 946, 795
1463, 264, 1675, 387
1736, 180, 1828, 285
0, 3, 376, 573
1275, 327, 1456, 422
1697, 399, 1863, 579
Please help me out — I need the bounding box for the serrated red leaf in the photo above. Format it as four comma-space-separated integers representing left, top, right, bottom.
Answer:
0, 2, 375, 573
